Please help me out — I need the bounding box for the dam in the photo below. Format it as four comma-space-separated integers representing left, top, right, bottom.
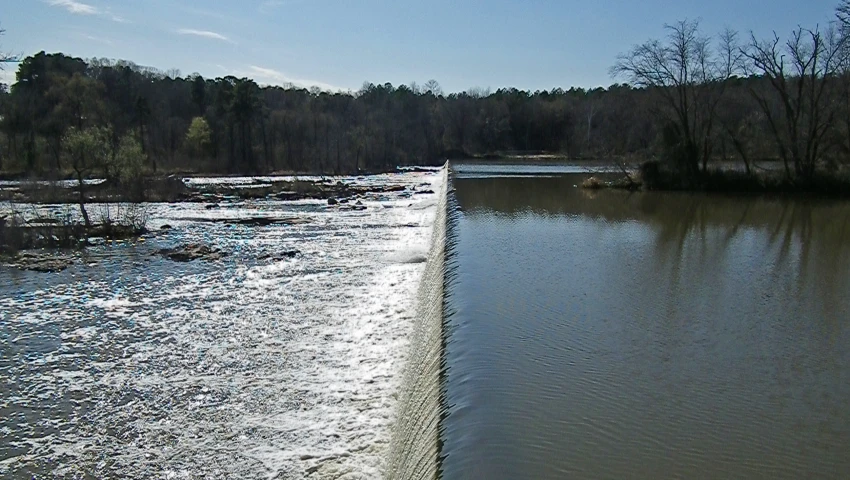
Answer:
3, 163, 850, 479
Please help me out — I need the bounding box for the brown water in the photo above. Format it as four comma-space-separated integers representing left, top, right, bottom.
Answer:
441, 168, 850, 479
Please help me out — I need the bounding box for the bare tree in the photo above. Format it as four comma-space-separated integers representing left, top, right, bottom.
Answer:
715, 28, 758, 174
833, 2, 850, 164
742, 25, 846, 180
611, 19, 739, 179
838, 1, 850, 34
423, 79, 443, 97
0, 23, 20, 70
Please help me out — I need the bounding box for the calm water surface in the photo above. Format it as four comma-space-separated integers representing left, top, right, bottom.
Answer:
442, 169, 850, 479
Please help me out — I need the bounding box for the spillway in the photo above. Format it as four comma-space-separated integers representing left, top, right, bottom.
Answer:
385, 165, 456, 480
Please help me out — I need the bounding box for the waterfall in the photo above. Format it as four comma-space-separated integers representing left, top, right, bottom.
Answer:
385, 164, 458, 480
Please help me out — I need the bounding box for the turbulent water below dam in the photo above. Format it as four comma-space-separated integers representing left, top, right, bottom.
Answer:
1, 169, 445, 479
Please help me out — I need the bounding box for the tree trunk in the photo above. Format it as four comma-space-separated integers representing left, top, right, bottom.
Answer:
76, 171, 91, 229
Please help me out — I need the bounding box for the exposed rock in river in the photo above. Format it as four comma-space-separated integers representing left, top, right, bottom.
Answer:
258, 250, 301, 261
168, 216, 311, 226
2, 252, 74, 272
156, 244, 226, 262
2, 175, 412, 204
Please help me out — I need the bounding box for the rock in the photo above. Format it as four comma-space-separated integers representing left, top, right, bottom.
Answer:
355, 200, 363, 206
167, 216, 311, 226
160, 224, 173, 230
258, 250, 301, 261
234, 217, 310, 227
414, 189, 435, 195
205, 203, 221, 210
327, 197, 338, 205
236, 217, 276, 227
156, 244, 226, 262
5, 252, 74, 272
276, 191, 301, 200
581, 176, 603, 189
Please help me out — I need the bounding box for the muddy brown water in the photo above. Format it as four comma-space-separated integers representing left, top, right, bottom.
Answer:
441, 168, 850, 479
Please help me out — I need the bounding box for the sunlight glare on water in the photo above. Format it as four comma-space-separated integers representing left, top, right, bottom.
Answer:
0, 170, 444, 479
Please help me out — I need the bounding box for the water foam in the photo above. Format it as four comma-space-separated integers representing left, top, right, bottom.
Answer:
0, 170, 445, 479
385, 165, 453, 480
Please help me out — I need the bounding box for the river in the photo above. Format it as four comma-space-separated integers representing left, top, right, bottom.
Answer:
0, 170, 444, 479
442, 165, 850, 479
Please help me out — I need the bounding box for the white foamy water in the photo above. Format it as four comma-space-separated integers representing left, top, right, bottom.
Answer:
0, 170, 444, 479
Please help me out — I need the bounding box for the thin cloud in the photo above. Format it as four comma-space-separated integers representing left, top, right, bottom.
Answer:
47, 0, 128, 23
48, 0, 99, 15
177, 29, 234, 43
74, 32, 113, 45
244, 65, 344, 92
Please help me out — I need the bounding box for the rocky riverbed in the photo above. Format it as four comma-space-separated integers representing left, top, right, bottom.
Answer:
0, 168, 444, 479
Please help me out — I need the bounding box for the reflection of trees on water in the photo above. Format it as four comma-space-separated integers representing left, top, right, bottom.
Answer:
457, 175, 850, 327
456, 174, 850, 451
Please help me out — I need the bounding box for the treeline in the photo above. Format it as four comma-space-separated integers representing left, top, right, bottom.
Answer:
0, 55, 656, 176
0, 2, 849, 182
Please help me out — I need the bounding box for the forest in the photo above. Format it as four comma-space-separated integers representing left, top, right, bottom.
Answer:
1, 1, 850, 190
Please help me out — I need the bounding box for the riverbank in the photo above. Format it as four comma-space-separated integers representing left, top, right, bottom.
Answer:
640, 162, 850, 197
576, 161, 850, 197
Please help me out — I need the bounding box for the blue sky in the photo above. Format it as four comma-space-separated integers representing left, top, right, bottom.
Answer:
0, 0, 841, 92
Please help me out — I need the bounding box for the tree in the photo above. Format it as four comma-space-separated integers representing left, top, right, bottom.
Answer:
230, 78, 260, 172
190, 74, 206, 115
46, 73, 106, 169
0, 23, 20, 69
184, 116, 212, 159
134, 95, 151, 166
611, 19, 738, 180
838, 1, 850, 34
742, 25, 846, 180
834, 1, 850, 164
63, 126, 111, 227
114, 134, 147, 199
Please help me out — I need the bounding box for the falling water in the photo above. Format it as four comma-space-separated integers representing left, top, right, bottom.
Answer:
385, 166, 455, 480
